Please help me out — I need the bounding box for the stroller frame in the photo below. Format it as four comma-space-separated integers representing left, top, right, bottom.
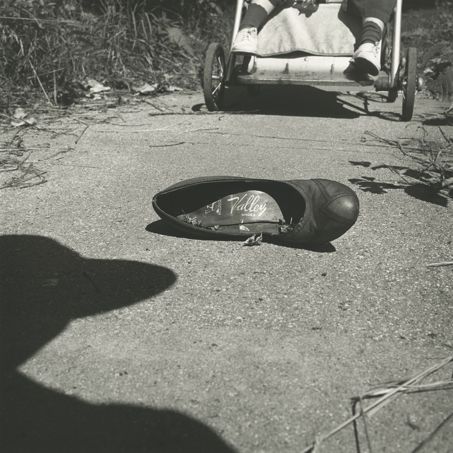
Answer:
203, 0, 418, 120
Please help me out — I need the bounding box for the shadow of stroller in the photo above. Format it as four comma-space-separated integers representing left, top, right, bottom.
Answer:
0, 235, 236, 453
215, 85, 361, 119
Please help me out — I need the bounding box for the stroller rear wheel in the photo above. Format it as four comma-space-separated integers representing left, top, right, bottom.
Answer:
401, 47, 417, 121
203, 43, 226, 111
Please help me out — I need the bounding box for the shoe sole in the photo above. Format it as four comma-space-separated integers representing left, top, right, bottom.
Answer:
231, 48, 257, 55
354, 57, 379, 76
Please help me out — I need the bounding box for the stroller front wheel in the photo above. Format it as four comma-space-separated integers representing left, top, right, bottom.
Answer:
401, 47, 417, 121
203, 43, 226, 111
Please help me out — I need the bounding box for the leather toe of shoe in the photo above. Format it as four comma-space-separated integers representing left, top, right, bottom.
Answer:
314, 179, 359, 242
316, 179, 359, 223
277, 179, 359, 246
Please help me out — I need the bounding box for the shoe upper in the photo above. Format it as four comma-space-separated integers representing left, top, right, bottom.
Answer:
353, 41, 381, 76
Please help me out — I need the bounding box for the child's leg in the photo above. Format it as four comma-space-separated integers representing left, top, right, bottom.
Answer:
350, 0, 397, 43
240, 0, 278, 30
350, 0, 397, 24
232, 0, 283, 53
350, 0, 397, 75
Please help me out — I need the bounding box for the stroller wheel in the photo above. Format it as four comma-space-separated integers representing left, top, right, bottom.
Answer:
401, 47, 417, 121
203, 43, 226, 111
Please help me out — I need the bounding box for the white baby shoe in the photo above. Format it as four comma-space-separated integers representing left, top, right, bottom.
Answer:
353, 41, 381, 76
232, 27, 258, 54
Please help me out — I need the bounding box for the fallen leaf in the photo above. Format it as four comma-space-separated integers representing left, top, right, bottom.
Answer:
443, 177, 453, 188
10, 117, 37, 128
11, 120, 26, 128
166, 85, 183, 93
13, 107, 27, 120
243, 233, 263, 246
85, 78, 111, 94
133, 82, 158, 95
166, 26, 194, 56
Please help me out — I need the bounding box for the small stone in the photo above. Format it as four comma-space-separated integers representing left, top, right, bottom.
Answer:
407, 414, 420, 430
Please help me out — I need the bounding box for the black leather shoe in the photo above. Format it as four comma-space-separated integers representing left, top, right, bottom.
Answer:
152, 176, 359, 245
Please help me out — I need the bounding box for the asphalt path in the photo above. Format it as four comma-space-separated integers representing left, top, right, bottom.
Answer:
1, 87, 452, 453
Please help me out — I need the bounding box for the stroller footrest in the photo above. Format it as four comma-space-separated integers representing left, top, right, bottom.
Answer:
234, 56, 393, 88
249, 55, 352, 79
236, 74, 374, 89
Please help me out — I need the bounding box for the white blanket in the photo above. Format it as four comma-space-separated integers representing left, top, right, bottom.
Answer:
256, 3, 360, 57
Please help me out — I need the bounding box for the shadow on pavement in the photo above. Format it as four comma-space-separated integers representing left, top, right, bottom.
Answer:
349, 161, 452, 207
352, 92, 404, 122
1, 235, 236, 453
196, 85, 362, 119
146, 220, 336, 253
422, 116, 453, 127
196, 86, 404, 120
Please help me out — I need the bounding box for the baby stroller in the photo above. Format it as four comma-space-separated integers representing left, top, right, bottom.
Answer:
203, 0, 418, 121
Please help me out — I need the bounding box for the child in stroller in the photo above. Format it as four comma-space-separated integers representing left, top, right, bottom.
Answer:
232, 0, 397, 76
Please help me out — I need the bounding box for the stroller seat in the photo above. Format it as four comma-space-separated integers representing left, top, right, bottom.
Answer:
240, 2, 370, 86
255, 2, 360, 57
202, 0, 417, 120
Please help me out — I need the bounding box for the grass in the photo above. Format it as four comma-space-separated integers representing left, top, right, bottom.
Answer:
0, 0, 452, 110
402, 0, 453, 100
0, 0, 233, 111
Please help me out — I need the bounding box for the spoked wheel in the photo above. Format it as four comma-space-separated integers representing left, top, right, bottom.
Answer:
401, 47, 417, 121
381, 25, 398, 103
203, 43, 226, 111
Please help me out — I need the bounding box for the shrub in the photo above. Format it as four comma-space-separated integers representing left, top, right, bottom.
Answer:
0, 0, 233, 109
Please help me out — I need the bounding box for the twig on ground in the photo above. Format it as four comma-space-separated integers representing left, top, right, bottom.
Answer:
302, 355, 453, 453
53, 163, 100, 169
0, 147, 46, 152
75, 123, 89, 144
354, 380, 453, 399
53, 70, 57, 106
361, 129, 453, 192
148, 142, 185, 148
426, 260, 453, 268
439, 126, 452, 146
0, 16, 83, 26
41, 146, 75, 161
0, 167, 47, 189
144, 100, 167, 112
28, 59, 53, 105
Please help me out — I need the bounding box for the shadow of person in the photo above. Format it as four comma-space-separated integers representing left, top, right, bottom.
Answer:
0, 235, 236, 453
